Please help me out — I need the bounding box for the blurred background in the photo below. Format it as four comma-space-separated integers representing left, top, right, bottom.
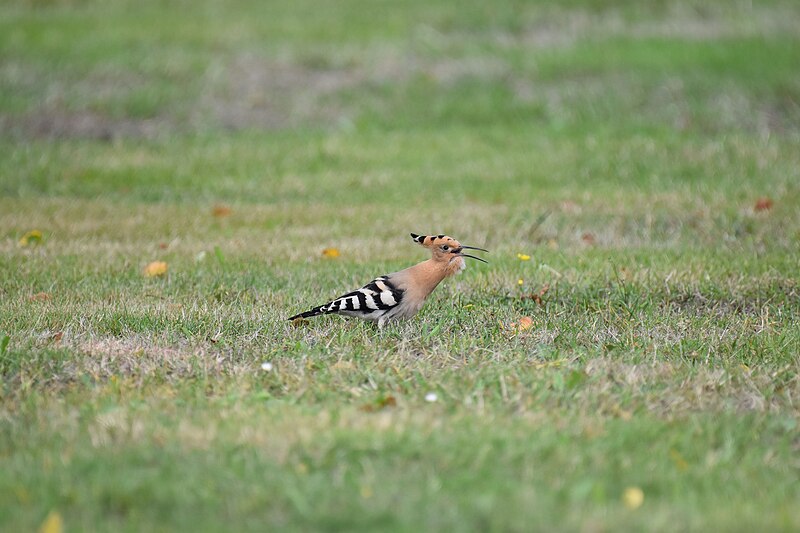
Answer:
2, 0, 798, 212
3, 0, 799, 139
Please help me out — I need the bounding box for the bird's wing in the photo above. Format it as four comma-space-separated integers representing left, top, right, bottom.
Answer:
323, 275, 405, 317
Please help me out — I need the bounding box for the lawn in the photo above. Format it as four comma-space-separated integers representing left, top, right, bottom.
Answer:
1, 0, 799, 530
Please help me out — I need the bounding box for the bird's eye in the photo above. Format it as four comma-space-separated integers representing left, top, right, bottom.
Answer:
442, 245, 449, 251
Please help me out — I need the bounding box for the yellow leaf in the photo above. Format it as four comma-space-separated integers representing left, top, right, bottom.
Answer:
622, 487, 644, 509
144, 261, 168, 277
669, 449, 689, 471
533, 359, 567, 370
322, 247, 340, 258
39, 510, 63, 533
19, 230, 44, 247
14, 486, 30, 504
332, 360, 354, 371
517, 253, 531, 261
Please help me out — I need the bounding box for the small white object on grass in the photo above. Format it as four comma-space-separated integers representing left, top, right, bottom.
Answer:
424, 392, 438, 402
260, 362, 273, 371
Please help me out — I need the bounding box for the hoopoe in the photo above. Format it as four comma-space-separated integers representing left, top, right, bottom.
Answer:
288, 233, 488, 328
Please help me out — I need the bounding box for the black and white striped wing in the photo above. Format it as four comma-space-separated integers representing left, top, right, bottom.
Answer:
322, 276, 404, 320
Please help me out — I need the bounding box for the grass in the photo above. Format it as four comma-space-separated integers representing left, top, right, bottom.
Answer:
1, 0, 799, 530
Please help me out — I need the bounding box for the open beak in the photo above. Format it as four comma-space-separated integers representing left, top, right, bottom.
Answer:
455, 245, 489, 264
460, 254, 488, 263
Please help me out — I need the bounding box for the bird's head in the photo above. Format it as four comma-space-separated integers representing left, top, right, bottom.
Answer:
410, 233, 488, 268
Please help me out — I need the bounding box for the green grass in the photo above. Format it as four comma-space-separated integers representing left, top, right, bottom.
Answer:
1, 0, 799, 531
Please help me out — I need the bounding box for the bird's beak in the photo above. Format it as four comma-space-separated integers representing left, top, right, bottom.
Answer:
455, 245, 489, 263
461, 245, 489, 253
459, 253, 488, 263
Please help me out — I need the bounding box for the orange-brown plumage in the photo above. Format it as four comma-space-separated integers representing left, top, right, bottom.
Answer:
288, 233, 488, 327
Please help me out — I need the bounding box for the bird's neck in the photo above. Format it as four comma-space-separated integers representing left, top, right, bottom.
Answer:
409, 257, 463, 297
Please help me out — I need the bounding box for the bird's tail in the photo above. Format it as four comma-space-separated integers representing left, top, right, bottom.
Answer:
287, 305, 327, 321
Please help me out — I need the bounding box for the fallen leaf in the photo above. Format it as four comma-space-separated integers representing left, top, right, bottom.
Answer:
30, 292, 52, 301
360, 395, 398, 412
332, 360, 355, 371
533, 283, 550, 305
378, 395, 397, 408
504, 316, 536, 333
521, 283, 550, 305
616, 407, 633, 421
51, 332, 63, 343
322, 247, 340, 258
622, 487, 644, 509
532, 359, 567, 370
144, 261, 168, 277
19, 230, 43, 247
14, 486, 30, 504
517, 253, 531, 261
669, 449, 689, 471
561, 200, 581, 213
581, 232, 596, 245
754, 197, 774, 211
582, 423, 605, 439
39, 510, 63, 533
158, 242, 169, 249
212, 204, 232, 218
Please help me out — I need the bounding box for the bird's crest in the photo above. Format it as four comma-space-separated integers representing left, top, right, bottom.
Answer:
410, 233, 454, 247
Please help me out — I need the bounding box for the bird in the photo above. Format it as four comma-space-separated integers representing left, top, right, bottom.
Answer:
288, 233, 488, 328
